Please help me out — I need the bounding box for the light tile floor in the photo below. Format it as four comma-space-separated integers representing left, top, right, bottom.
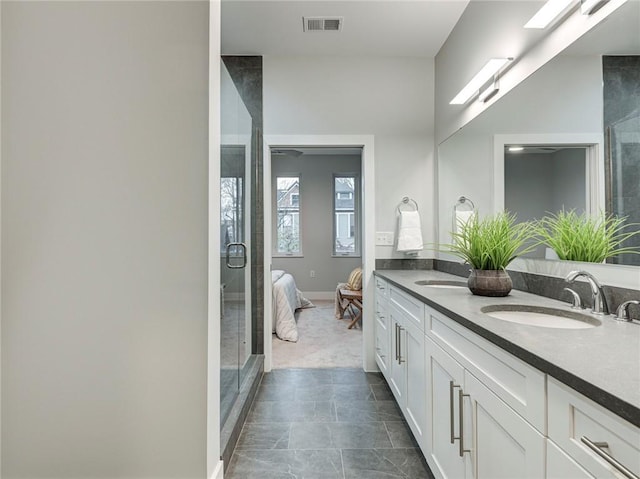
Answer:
226, 368, 435, 478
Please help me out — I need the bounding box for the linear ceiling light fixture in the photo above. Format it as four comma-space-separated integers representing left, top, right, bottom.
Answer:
450, 58, 512, 105
524, 0, 574, 29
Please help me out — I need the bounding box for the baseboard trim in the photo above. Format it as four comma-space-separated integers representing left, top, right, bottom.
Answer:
210, 460, 224, 479
303, 291, 334, 300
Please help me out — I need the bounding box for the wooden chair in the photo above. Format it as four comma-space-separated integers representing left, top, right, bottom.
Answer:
338, 288, 363, 329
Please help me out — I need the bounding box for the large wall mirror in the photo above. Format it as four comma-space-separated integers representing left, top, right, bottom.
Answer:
437, 0, 639, 289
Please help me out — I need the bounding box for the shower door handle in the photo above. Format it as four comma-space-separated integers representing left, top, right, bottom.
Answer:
226, 242, 247, 269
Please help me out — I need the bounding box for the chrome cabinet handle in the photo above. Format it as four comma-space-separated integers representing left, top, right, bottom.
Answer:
394, 323, 399, 361
458, 389, 471, 457
581, 436, 639, 479
449, 381, 461, 444
397, 325, 405, 364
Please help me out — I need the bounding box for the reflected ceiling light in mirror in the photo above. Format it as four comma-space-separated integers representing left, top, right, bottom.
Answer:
580, 0, 609, 15
450, 58, 513, 105
508, 146, 525, 152
524, 0, 574, 29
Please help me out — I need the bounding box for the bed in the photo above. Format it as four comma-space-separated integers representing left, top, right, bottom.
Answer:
271, 270, 313, 342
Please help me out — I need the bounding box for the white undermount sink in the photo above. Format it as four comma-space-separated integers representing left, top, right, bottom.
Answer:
414, 280, 468, 288
481, 304, 601, 329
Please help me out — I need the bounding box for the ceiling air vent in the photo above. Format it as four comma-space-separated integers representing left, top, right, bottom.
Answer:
303, 16, 343, 32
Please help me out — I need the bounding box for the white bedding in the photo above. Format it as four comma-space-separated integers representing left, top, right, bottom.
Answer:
272, 270, 313, 342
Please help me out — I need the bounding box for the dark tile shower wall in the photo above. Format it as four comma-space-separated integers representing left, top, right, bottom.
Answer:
222, 56, 264, 353
603, 55, 640, 266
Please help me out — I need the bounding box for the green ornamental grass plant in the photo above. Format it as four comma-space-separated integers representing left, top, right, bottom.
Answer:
535, 210, 640, 263
446, 212, 537, 270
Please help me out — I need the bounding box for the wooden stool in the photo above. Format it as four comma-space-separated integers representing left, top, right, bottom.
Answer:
338, 288, 363, 329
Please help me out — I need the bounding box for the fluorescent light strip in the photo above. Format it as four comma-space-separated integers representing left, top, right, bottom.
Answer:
525, 0, 574, 29
450, 58, 511, 105
508, 146, 524, 152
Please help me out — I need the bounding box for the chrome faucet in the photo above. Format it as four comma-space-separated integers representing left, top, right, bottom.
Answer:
565, 270, 609, 315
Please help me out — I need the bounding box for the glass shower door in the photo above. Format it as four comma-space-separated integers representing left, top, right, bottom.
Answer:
220, 61, 253, 425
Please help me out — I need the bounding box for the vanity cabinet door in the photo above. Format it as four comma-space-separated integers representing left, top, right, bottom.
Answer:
404, 316, 426, 450
388, 304, 406, 406
425, 336, 467, 479
463, 371, 545, 479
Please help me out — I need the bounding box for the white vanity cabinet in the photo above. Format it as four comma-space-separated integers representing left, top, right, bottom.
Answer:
424, 306, 545, 479
425, 335, 467, 478
547, 377, 640, 479
386, 284, 427, 450
373, 277, 390, 376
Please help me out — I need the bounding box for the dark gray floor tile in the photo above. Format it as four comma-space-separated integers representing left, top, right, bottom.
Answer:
385, 421, 419, 448
289, 422, 392, 450
365, 372, 386, 385
370, 383, 395, 401
336, 400, 403, 423
226, 449, 344, 479
248, 401, 336, 423
342, 448, 433, 478
331, 369, 371, 385
236, 423, 291, 450
264, 369, 335, 386
255, 383, 297, 402
295, 384, 336, 401
333, 384, 375, 401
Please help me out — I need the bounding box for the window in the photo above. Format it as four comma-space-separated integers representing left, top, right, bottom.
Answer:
334, 175, 360, 255
220, 176, 243, 252
276, 176, 301, 254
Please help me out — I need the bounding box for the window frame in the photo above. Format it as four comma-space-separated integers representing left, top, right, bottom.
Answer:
332, 173, 361, 257
273, 173, 303, 257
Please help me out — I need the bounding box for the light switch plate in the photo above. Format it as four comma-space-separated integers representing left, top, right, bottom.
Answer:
375, 231, 394, 246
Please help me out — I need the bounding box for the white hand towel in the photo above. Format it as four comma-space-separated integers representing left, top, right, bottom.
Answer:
397, 210, 424, 252
454, 210, 475, 233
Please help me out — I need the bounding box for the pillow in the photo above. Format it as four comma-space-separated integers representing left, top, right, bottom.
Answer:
346, 267, 362, 291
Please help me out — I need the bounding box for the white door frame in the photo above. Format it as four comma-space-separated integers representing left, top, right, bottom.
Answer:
263, 135, 376, 372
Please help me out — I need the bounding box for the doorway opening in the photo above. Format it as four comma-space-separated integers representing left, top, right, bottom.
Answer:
263, 135, 376, 373
269, 147, 363, 368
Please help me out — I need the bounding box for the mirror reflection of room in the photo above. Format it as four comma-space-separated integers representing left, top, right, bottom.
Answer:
438, 0, 639, 273
505, 145, 587, 259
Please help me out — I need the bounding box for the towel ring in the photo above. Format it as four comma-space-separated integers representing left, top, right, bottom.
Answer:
454, 196, 475, 212
397, 196, 419, 214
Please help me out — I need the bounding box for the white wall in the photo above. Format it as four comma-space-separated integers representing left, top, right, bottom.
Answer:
272, 154, 362, 293
437, 54, 602, 247
2, 2, 211, 477
264, 56, 435, 260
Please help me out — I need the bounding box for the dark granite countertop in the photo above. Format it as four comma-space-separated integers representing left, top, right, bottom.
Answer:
374, 269, 640, 428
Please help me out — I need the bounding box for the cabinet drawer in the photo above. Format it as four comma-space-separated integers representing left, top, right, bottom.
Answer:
389, 285, 424, 331
548, 377, 640, 479
374, 277, 388, 298
375, 297, 388, 324
375, 320, 389, 376
425, 307, 545, 432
